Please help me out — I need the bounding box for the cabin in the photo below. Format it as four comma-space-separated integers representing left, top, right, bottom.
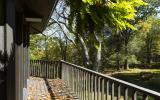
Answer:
0, 0, 160, 100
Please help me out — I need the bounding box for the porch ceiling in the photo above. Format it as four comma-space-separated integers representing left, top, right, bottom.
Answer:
16, 0, 58, 34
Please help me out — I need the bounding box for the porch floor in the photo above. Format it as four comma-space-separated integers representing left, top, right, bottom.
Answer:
27, 77, 79, 100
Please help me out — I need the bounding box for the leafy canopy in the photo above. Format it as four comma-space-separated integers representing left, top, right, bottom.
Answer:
66, 0, 146, 33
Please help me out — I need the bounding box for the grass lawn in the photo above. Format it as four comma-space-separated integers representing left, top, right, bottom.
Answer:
111, 69, 160, 92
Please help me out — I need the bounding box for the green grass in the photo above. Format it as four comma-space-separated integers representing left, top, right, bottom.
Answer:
111, 68, 160, 92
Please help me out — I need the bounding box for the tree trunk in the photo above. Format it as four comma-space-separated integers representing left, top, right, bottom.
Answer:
45, 37, 48, 60
92, 42, 102, 71
63, 39, 68, 61
116, 52, 120, 70
116, 35, 121, 70
146, 37, 152, 65
124, 40, 129, 70
79, 36, 90, 67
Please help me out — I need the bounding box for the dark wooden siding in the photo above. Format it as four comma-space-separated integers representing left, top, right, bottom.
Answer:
0, 0, 5, 25
5, 0, 16, 99
0, 0, 6, 99
0, 80, 6, 100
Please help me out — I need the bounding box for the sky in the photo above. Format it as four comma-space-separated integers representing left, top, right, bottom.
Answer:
156, 7, 160, 18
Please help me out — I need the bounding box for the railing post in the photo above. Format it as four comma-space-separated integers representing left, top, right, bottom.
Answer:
117, 84, 121, 100
106, 80, 109, 100
84, 71, 87, 100
132, 90, 137, 100
94, 75, 97, 100
59, 61, 62, 79
71, 66, 73, 92
124, 87, 128, 100
143, 94, 148, 100
97, 77, 101, 100
61, 61, 65, 80
88, 72, 91, 100
77, 68, 80, 97
111, 82, 114, 100
91, 74, 94, 100
101, 78, 104, 100
83, 70, 85, 100
74, 67, 77, 94
80, 69, 83, 99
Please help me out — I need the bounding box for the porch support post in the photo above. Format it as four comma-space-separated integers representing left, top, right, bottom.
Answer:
22, 24, 28, 100
23, 25, 29, 88
15, 12, 24, 100
26, 25, 30, 80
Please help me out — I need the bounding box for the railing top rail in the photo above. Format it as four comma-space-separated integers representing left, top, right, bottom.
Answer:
31, 60, 59, 62
60, 60, 160, 97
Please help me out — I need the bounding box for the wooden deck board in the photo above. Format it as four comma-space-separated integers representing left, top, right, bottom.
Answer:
27, 77, 79, 100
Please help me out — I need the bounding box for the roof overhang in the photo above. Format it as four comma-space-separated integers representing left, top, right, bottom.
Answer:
16, 0, 58, 34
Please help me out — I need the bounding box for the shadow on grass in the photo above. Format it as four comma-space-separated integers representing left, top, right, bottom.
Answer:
112, 71, 160, 92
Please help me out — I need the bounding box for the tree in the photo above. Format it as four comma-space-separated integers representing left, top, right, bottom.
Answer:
132, 17, 160, 65
151, 19, 160, 59
30, 34, 64, 61
120, 0, 160, 69
63, 0, 145, 71
30, 34, 46, 60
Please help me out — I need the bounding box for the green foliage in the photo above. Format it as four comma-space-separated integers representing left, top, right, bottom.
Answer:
30, 0, 160, 71
66, 0, 145, 33
151, 19, 160, 55
64, 0, 146, 70
30, 34, 62, 60
128, 17, 160, 64
136, 0, 160, 20
30, 35, 46, 60
30, 33, 83, 65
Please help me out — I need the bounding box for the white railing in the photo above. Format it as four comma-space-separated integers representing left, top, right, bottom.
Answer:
30, 60, 160, 100
61, 60, 160, 100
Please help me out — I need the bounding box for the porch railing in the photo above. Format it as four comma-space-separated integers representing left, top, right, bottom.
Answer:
30, 60, 160, 100
30, 60, 61, 79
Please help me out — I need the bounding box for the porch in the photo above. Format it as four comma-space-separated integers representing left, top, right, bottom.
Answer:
27, 77, 78, 100
27, 60, 160, 100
